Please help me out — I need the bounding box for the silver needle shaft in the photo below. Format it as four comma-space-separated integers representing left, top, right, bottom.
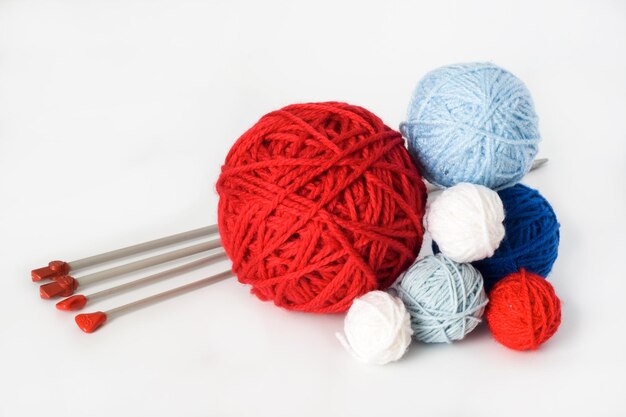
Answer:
75, 270, 232, 333
106, 271, 232, 318
77, 240, 222, 286
56, 251, 228, 311
69, 225, 219, 270
88, 251, 227, 302
32, 224, 219, 281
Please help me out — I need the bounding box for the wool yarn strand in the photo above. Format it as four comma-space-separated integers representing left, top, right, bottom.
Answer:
486, 269, 561, 350
472, 184, 559, 289
217, 102, 427, 313
400, 62, 540, 189
396, 254, 488, 343
426, 183, 505, 262
337, 290, 413, 365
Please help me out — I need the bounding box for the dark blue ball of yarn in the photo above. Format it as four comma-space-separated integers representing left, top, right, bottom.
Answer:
473, 184, 559, 288
433, 184, 560, 289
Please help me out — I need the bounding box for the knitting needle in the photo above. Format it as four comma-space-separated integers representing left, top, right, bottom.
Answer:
36, 157, 549, 289
32, 224, 218, 282
65, 157, 551, 331
56, 250, 228, 311
74, 270, 232, 333
423, 158, 548, 192
531, 158, 548, 170
39, 239, 222, 299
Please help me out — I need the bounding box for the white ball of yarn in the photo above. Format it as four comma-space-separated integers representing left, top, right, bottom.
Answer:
426, 183, 505, 263
337, 291, 413, 365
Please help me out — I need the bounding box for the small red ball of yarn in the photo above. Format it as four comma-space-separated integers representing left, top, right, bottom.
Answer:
217, 102, 426, 313
486, 269, 561, 350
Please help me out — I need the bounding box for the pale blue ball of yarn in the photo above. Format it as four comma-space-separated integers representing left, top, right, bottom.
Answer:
395, 254, 488, 343
400, 63, 540, 189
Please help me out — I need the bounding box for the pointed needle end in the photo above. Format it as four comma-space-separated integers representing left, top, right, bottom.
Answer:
531, 158, 549, 170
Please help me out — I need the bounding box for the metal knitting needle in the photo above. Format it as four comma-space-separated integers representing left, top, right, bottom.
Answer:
56, 250, 228, 311
423, 157, 548, 192
32, 224, 218, 282
74, 270, 232, 333
39, 239, 222, 299
36, 157, 549, 292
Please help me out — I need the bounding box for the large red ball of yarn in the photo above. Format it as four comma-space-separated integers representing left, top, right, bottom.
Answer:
486, 269, 561, 350
217, 102, 426, 313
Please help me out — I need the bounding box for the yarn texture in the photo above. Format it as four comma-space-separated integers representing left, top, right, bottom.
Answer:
400, 62, 540, 190
217, 102, 427, 313
396, 254, 488, 343
486, 269, 561, 350
337, 290, 413, 365
426, 183, 505, 263
472, 184, 559, 289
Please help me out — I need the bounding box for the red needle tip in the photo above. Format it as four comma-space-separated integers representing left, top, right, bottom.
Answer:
56, 295, 88, 311
75, 312, 107, 333
39, 276, 78, 299
31, 261, 69, 282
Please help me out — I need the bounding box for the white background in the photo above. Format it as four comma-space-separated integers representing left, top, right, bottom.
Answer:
1, 1, 625, 416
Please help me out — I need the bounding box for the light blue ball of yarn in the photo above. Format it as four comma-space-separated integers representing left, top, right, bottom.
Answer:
395, 254, 488, 343
400, 63, 540, 190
